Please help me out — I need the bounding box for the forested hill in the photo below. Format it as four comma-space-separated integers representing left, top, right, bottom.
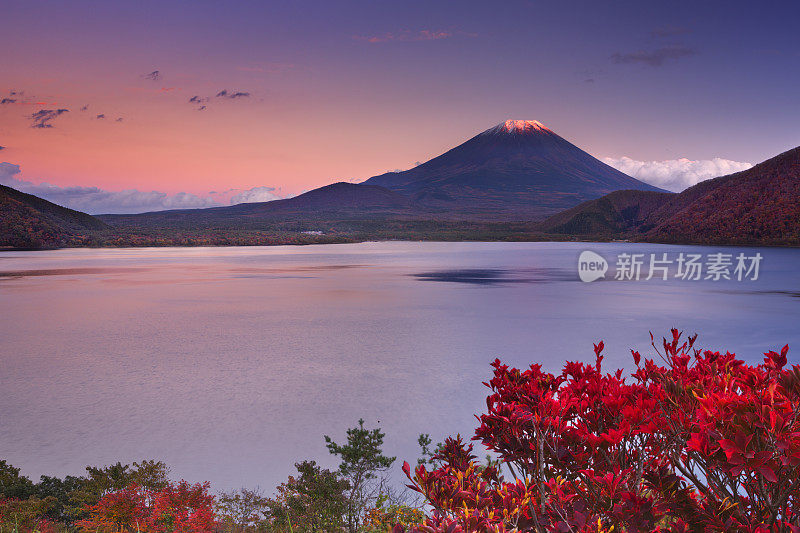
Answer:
0, 183, 107, 249
537, 146, 800, 246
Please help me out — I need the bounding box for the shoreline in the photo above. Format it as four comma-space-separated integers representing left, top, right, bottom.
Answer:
2, 236, 798, 253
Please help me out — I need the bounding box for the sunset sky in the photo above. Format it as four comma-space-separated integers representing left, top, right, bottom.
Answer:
1, 0, 799, 213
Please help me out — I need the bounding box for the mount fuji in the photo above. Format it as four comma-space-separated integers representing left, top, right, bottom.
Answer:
364, 119, 664, 218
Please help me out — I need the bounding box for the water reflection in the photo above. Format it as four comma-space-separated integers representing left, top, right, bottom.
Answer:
413, 267, 576, 284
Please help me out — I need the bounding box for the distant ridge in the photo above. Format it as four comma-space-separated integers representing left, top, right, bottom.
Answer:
231, 182, 411, 213
99, 182, 412, 229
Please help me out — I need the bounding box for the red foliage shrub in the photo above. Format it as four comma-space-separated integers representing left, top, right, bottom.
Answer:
399, 330, 800, 533
76, 480, 216, 532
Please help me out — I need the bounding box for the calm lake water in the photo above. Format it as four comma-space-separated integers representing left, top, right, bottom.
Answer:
1, 241, 799, 490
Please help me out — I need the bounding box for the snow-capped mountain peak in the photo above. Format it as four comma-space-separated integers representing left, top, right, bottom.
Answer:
488, 119, 551, 135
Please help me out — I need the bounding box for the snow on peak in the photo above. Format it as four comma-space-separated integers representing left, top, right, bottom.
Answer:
503, 120, 549, 133
486, 120, 551, 135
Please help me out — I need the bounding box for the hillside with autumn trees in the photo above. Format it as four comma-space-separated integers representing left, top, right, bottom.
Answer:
539, 147, 800, 245
644, 147, 800, 245
0, 184, 108, 249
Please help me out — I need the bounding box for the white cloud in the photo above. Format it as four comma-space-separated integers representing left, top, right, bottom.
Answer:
602, 156, 753, 192
230, 186, 281, 204
0, 162, 284, 214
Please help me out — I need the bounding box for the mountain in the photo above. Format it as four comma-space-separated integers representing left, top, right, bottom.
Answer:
0, 183, 108, 248
263, 182, 411, 212
536, 189, 674, 235
99, 182, 412, 230
538, 146, 800, 245
365, 120, 664, 218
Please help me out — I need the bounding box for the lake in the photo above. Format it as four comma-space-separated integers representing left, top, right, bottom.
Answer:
1, 241, 798, 491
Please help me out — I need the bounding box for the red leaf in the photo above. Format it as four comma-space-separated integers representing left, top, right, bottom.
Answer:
758, 465, 778, 483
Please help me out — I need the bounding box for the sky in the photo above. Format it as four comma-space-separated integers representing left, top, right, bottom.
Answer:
1, 0, 799, 213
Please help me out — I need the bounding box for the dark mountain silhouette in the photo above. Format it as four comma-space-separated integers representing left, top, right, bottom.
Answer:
538, 146, 800, 245
266, 182, 411, 211
99, 182, 412, 229
536, 190, 673, 235
365, 120, 664, 217
0, 183, 107, 248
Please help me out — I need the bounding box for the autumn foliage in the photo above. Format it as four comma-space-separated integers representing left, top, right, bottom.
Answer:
401, 330, 800, 533
363, 495, 425, 533
0, 496, 59, 533
76, 480, 215, 533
